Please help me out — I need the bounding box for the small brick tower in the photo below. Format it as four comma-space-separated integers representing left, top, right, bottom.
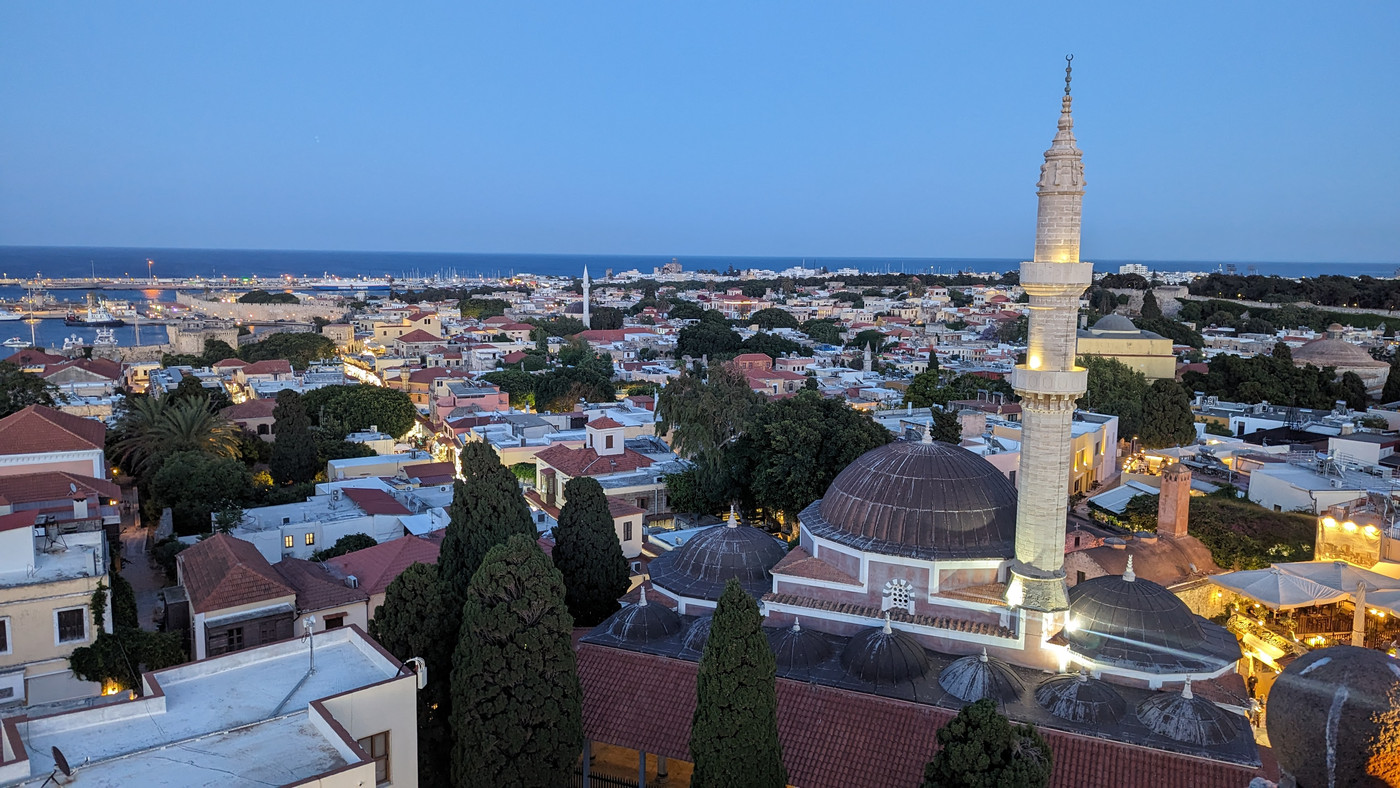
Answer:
1156, 462, 1192, 538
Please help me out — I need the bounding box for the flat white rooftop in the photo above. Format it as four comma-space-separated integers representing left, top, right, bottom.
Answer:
5, 627, 399, 787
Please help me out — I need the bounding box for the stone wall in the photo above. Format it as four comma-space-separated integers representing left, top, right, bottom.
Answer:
176, 292, 348, 322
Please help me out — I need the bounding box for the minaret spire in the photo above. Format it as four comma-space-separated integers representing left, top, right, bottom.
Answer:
1006, 58, 1093, 617
582, 265, 592, 329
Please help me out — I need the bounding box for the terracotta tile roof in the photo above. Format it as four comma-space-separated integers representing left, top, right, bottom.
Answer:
179, 534, 296, 614
606, 496, 647, 518
406, 367, 471, 384
241, 359, 293, 376
403, 461, 455, 484
343, 487, 413, 516
0, 510, 38, 533
0, 405, 106, 455
212, 358, 249, 368
770, 546, 861, 586
220, 399, 279, 420
3, 348, 65, 367
588, 415, 624, 429
501, 351, 528, 364
534, 444, 653, 478
42, 357, 122, 380
0, 471, 121, 506
577, 644, 1264, 788
274, 557, 368, 611
325, 535, 441, 597
395, 329, 441, 344
483, 316, 512, 325
763, 592, 1016, 640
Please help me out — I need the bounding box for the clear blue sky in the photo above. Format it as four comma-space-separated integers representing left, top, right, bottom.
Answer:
1, 2, 1396, 263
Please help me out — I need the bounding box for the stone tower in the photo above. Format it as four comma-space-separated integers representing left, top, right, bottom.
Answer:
1006, 57, 1092, 615
582, 265, 592, 329
1156, 463, 1191, 538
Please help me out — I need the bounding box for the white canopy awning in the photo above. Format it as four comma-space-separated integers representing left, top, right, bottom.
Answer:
1208, 567, 1350, 610
1277, 560, 1400, 595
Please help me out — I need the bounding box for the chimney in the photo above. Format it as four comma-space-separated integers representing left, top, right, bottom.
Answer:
1157, 463, 1192, 538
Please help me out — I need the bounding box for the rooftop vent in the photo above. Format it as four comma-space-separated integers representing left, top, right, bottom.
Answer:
345, 575, 359, 589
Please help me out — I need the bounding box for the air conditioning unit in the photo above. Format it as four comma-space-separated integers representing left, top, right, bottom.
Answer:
332, 489, 342, 502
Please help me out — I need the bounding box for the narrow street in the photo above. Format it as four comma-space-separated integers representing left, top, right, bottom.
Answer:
117, 491, 166, 630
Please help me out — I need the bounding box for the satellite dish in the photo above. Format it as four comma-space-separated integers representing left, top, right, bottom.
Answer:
52, 746, 71, 776
68, 482, 77, 495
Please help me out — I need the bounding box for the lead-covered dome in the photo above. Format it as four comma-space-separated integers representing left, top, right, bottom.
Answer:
648, 521, 787, 601
1062, 564, 1240, 672
1136, 682, 1240, 746
938, 648, 1025, 703
1036, 671, 1127, 726
801, 438, 1017, 560
603, 589, 682, 644
840, 618, 931, 685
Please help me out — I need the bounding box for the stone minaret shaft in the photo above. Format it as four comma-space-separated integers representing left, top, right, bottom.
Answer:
582, 265, 592, 329
1008, 57, 1092, 613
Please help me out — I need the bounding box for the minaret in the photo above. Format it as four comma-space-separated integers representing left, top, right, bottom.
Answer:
1006, 56, 1092, 615
863, 342, 873, 372
582, 265, 592, 329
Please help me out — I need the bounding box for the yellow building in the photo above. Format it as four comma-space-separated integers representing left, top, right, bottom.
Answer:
1076, 314, 1176, 380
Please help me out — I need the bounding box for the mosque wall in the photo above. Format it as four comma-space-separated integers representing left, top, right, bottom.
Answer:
813, 542, 861, 581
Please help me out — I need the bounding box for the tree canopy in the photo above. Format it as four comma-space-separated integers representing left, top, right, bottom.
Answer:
921, 699, 1052, 788
149, 451, 255, 534
1181, 353, 1366, 409
656, 364, 765, 458
450, 534, 582, 787
237, 289, 299, 304
749, 307, 800, 330
689, 580, 787, 788
437, 441, 537, 618
677, 320, 743, 359
458, 297, 510, 319
240, 331, 337, 369
551, 477, 630, 627
666, 300, 706, 321
301, 384, 418, 438
1138, 379, 1197, 449
800, 319, 843, 345
269, 390, 319, 484
1079, 356, 1148, 438
310, 532, 377, 561
0, 361, 56, 418
481, 369, 536, 408
589, 306, 625, 331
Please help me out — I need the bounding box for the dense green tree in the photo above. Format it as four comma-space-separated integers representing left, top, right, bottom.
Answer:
921, 698, 1052, 788
313, 432, 376, 465
931, 408, 962, 444
450, 534, 582, 787
998, 314, 1029, 344
1117, 493, 1161, 532
661, 460, 737, 516
1382, 354, 1400, 405
732, 391, 891, 523
689, 580, 787, 788
237, 289, 299, 304
677, 320, 743, 359
846, 329, 890, 353
149, 451, 255, 534
437, 441, 537, 618
551, 477, 630, 626
309, 532, 377, 561
529, 315, 587, 338
167, 375, 232, 412
240, 331, 337, 369
905, 372, 1014, 410
269, 390, 320, 484
1339, 370, 1369, 410
1272, 341, 1293, 364
370, 562, 454, 786
301, 384, 417, 438
532, 363, 615, 413
589, 306, 625, 331
113, 396, 242, 478
800, 319, 844, 345
1140, 289, 1163, 319
1181, 353, 1360, 409
481, 368, 536, 408
1136, 316, 1204, 349
749, 307, 800, 330
741, 331, 802, 359
1079, 356, 1148, 438
1138, 379, 1197, 449
656, 364, 765, 458
0, 361, 57, 417
830, 291, 865, 309
666, 300, 706, 321
457, 297, 510, 319
904, 370, 943, 408
740, 281, 769, 298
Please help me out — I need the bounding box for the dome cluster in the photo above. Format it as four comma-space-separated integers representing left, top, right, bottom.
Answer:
647, 519, 788, 601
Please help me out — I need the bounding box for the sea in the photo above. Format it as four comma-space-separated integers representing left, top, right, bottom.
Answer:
0, 245, 1395, 349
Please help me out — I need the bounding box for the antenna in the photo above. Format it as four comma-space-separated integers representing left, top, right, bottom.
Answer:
40, 746, 74, 786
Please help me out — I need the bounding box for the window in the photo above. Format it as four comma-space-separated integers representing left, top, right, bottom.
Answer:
324, 614, 345, 630
623, 520, 633, 542
55, 608, 86, 644
882, 579, 915, 614
284, 535, 294, 549
225, 627, 245, 653
1076, 571, 1087, 585
0, 618, 9, 655
605, 434, 614, 449
282, 516, 292, 525
357, 731, 390, 784
305, 532, 315, 546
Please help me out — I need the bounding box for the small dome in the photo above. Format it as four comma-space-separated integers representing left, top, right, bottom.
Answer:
1090, 314, 1139, 333
938, 648, 1025, 703
1135, 681, 1239, 746
1035, 671, 1127, 726
648, 521, 787, 601
767, 619, 833, 670
1293, 332, 1388, 368
804, 439, 1018, 560
1267, 645, 1400, 787
840, 617, 930, 684
564, 301, 585, 315
680, 616, 712, 655
604, 589, 682, 644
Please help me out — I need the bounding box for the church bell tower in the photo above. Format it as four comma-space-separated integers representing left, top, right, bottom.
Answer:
1006, 56, 1092, 614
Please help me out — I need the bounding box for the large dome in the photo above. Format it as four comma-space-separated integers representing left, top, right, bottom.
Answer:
801, 438, 1017, 560
648, 522, 787, 601
1062, 567, 1240, 672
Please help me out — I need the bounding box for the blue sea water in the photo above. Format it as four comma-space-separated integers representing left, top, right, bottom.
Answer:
1, 245, 1396, 283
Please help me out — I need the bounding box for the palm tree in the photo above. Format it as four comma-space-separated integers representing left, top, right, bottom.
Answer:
114, 395, 240, 477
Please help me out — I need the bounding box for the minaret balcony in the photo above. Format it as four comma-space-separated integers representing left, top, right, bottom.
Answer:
1010, 366, 1087, 398
1019, 261, 1094, 294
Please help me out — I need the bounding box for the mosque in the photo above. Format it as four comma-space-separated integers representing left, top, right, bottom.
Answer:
578, 61, 1266, 788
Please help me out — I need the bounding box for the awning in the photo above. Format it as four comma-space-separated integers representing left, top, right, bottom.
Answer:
1208, 567, 1349, 610
1276, 560, 1400, 595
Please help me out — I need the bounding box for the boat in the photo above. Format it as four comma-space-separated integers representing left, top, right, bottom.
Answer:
64, 294, 125, 328
2, 337, 28, 349
0, 308, 22, 322
62, 334, 87, 352
93, 328, 118, 347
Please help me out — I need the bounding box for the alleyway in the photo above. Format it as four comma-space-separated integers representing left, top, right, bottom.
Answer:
117, 491, 166, 630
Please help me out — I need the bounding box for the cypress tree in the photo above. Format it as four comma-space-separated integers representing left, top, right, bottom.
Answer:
450, 534, 582, 787
438, 441, 536, 617
922, 699, 1051, 788
1383, 354, 1400, 405
1140, 289, 1163, 319
369, 563, 453, 787
689, 579, 787, 788
1139, 378, 1198, 449
269, 390, 319, 484
551, 476, 630, 626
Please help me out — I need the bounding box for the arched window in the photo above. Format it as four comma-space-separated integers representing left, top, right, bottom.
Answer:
882, 578, 915, 614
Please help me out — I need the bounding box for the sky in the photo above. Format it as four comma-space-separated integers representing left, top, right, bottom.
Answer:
0, 3, 1397, 263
